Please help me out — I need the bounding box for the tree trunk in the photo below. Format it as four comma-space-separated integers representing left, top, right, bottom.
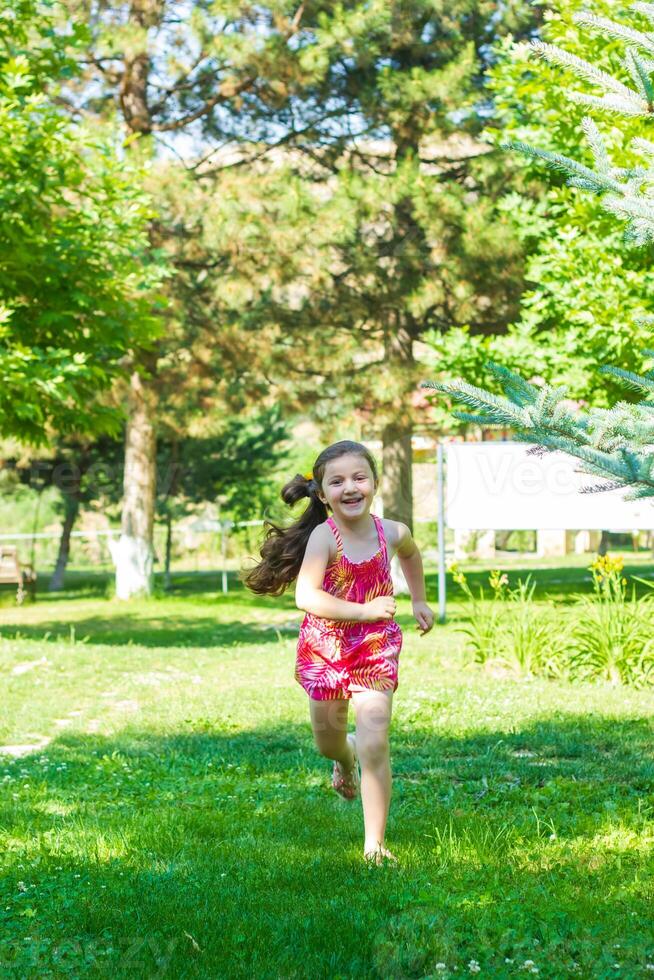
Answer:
164, 511, 172, 591
598, 530, 610, 556
381, 316, 414, 530
112, 366, 158, 598
378, 126, 424, 532
111, 11, 161, 599
382, 421, 413, 529
48, 496, 79, 592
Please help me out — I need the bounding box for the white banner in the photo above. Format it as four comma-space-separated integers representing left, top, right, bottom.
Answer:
445, 442, 654, 531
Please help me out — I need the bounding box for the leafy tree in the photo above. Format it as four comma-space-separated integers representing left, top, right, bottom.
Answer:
59, 0, 340, 597
3, 405, 287, 589
176, 1, 540, 528
0, 0, 162, 444
36, 440, 121, 591
2, 436, 124, 589
421, 1, 654, 418
425, 3, 654, 501
487, 0, 654, 407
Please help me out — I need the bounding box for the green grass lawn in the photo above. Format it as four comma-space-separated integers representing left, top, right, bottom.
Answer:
1, 567, 653, 978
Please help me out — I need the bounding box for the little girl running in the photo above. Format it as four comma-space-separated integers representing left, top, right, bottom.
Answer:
245, 440, 433, 864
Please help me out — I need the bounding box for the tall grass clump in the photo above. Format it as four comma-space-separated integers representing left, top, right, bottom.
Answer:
504, 576, 564, 678
450, 564, 506, 666
569, 555, 654, 687
450, 566, 565, 677
453, 555, 654, 687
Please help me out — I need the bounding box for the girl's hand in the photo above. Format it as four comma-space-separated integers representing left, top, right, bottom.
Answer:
363, 595, 396, 621
412, 601, 434, 634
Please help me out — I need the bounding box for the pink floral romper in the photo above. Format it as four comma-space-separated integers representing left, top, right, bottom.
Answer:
295, 515, 402, 701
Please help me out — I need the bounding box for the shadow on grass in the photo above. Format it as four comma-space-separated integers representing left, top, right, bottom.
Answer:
0, 615, 300, 648
0, 571, 112, 607
444, 562, 654, 607
0, 569, 292, 607
1, 713, 653, 977
4, 564, 654, 622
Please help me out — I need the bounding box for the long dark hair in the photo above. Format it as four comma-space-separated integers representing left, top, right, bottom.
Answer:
243, 440, 378, 596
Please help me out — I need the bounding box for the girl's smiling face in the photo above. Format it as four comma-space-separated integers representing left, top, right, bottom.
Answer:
319, 453, 376, 520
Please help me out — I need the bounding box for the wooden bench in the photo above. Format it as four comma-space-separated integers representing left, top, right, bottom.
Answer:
0, 546, 36, 604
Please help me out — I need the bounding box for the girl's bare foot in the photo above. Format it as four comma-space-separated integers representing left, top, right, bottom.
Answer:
332, 733, 360, 800
364, 844, 397, 865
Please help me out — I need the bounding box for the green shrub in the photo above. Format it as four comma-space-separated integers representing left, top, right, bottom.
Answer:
568, 555, 654, 687
450, 564, 505, 666
503, 577, 566, 678
452, 566, 567, 678
451, 555, 654, 687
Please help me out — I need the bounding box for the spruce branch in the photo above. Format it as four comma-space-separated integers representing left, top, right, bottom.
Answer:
531, 39, 637, 99
573, 12, 654, 58
514, 9, 654, 247
625, 47, 654, 105
504, 140, 625, 193
451, 410, 502, 427
582, 117, 611, 172
599, 364, 654, 394
611, 165, 650, 180
430, 6, 654, 503
633, 2, 654, 25
424, 350, 654, 499
632, 135, 654, 156
602, 198, 654, 246
420, 379, 530, 427
485, 361, 540, 404
567, 90, 650, 115
580, 479, 631, 493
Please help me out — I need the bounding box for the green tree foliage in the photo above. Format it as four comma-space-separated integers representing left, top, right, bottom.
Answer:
175, 1, 538, 526
424, 0, 654, 411
7, 437, 123, 589
3, 407, 287, 587
426, 3, 654, 500
0, 0, 163, 443
298, 2, 536, 528
58, 0, 344, 595
157, 409, 287, 582
44, 2, 536, 591
157, 407, 289, 529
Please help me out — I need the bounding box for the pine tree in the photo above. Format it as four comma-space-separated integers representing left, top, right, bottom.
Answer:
424, 2, 654, 500
207, 1, 538, 528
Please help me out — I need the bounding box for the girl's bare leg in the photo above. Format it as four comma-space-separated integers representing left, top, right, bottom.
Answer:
351, 689, 395, 861
309, 697, 354, 769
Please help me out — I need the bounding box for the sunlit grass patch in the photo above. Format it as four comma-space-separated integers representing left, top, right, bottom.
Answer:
0, 573, 653, 976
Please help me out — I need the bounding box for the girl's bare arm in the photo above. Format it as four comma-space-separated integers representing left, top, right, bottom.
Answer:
392, 522, 434, 634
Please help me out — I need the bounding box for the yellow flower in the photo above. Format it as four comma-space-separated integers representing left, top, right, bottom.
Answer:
303, 471, 313, 480
590, 553, 624, 577
489, 568, 509, 594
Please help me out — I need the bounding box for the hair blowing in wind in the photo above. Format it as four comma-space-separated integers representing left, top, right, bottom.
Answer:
243, 441, 378, 596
